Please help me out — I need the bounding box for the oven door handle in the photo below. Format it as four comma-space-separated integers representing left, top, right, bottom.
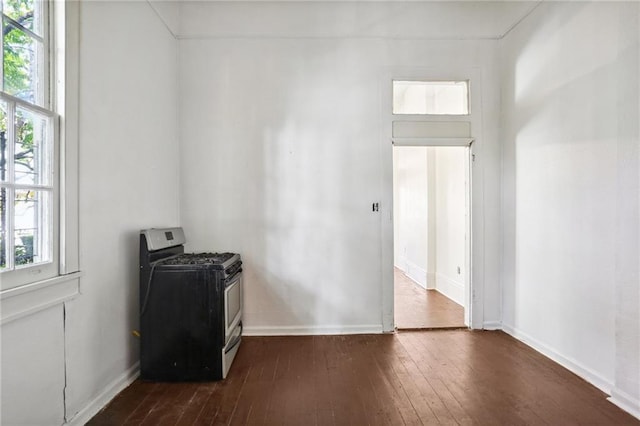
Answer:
225, 270, 242, 285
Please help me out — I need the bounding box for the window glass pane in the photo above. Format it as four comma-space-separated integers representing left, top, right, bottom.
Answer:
14, 106, 49, 185
0, 186, 7, 269
0, 0, 53, 283
14, 188, 49, 266
0, 101, 7, 181
393, 81, 469, 115
2, 0, 41, 35
3, 21, 43, 104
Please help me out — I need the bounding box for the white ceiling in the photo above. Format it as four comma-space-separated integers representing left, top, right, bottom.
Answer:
149, 1, 541, 40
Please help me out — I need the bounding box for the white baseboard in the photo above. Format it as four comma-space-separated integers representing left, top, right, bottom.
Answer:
243, 324, 383, 336
65, 362, 140, 425
404, 260, 427, 289
482, 320, 502, 330
609, 387, 640, 420
502, 323, 613, 395
435, 273, 464, 306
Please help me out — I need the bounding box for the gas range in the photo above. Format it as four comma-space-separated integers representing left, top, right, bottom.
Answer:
139, 227, 243, 381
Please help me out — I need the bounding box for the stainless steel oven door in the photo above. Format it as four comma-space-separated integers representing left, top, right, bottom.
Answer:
224, 273, 242, 344
222, 323, 242, 379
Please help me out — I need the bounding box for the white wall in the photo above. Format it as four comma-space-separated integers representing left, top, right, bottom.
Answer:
614, 4, 640, 416
393, 147, 430, 288
179, 32, 501, 334
435, 147, 467, 305
1, 305, 66, 424
0, 2, 179, 424
65, 1, 179, 421
179, 38, 384, 334
501, 1, 639, 415
177, 1, 504, 333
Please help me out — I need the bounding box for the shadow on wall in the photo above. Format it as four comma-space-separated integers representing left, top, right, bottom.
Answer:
502, 0, 625, 361
236, 40, 383, 331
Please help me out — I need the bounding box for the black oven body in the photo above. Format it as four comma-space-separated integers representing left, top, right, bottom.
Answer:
139, 232, 242, 381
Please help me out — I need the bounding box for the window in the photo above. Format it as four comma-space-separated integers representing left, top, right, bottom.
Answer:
393, 80, 469, 115
0, 0, 57, 287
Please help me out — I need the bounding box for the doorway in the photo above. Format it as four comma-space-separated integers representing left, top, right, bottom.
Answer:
392, 145, 470, 329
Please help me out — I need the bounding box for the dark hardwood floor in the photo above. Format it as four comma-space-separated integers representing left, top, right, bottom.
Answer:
394, 268, 465, 329
88, 331, 638, 425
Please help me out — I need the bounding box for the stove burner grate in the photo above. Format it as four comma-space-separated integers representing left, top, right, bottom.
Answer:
161, 252, 235, 265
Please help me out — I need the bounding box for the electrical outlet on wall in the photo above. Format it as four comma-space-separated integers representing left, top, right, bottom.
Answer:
457, 266, 461, 274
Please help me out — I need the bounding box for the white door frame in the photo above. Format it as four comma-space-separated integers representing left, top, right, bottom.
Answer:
392, 141, 473, 328
379, 67, 485, 332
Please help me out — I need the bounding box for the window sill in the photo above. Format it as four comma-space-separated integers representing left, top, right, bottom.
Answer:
1, 271, 83, 325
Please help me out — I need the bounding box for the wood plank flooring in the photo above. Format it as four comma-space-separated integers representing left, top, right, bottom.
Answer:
394, 268, 465, 329
88, 331, 638, 425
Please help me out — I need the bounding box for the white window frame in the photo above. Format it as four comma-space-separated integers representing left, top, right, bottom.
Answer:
0, 0, 80, 299
392, 80, 471, 116
0, 0, 57, 288
53, 1, 80, 277
0, 93, 59, 288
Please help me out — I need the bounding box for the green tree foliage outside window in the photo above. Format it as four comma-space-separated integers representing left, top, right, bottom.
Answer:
0, 0, 40, 268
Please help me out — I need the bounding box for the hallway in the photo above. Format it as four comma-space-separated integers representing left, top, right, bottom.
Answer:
394, 268, 465, 329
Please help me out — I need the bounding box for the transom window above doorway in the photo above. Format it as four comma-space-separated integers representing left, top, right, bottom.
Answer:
393, 80, 469, 115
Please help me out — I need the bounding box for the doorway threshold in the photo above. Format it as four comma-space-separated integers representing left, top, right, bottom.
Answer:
395, 326, 468, 332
